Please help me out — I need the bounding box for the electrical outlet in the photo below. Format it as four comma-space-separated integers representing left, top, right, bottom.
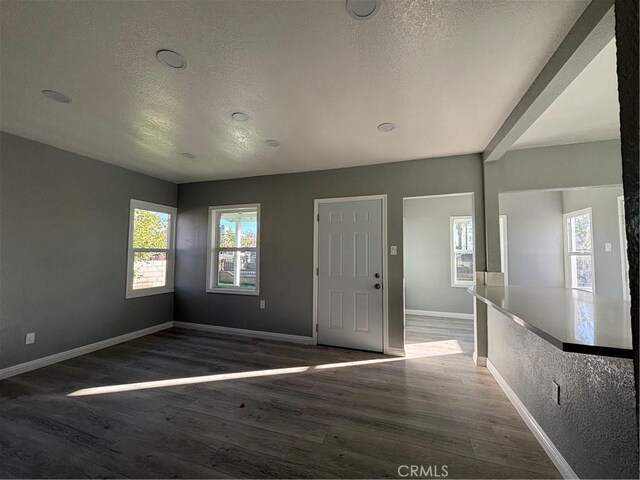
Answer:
390, 246, 398, 256
259, 300, 266, 310
552, 381, 560, 405
25, 332, 36, 345
605, 242, 612, 252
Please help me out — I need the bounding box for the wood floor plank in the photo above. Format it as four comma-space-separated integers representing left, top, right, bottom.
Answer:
0, 316, 560, 479
324, 424, 554, 479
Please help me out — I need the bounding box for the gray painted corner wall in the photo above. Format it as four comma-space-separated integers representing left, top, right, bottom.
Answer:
487, 307, 638, 479
175, 154, 485, 349
0, 133, 177, 369
404, 195, 473, 314
562, 185, 625, 299
484, 139, 623, 273
498, 185, 626, 298
500, 190, 565, 287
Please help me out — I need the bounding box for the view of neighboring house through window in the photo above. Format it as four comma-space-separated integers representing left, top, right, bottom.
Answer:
564, 208, 594, 292
126, 199, 176, 298
208, 204, 260, 294
451, 216, 474, 286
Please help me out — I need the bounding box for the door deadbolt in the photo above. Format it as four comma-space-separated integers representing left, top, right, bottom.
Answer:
374, 273, 380, 278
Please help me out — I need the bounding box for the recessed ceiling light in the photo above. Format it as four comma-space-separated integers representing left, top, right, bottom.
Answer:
181, 152, 196, 159
346, 0, 380, 20
377, 122, 395, 132
265, 139, 280, 147
232, 112, 249, 122
42, 90, 72, 103
156, 49, 186, 69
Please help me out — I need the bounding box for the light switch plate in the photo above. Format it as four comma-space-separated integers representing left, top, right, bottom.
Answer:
390, 246, 397, 256
259, 300, 266, 309
25, 332, 35, 345
605, 242, 612, 252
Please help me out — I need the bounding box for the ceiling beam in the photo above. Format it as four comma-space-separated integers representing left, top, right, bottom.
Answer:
482, 0, 615, 162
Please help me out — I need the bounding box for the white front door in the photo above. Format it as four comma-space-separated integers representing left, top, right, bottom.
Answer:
317, 198, 383, 352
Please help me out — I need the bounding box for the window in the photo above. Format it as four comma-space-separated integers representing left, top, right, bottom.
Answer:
564, 208, 594, 293
207, 204, 260, 295
126, 200, 176, 299
451, 216, 474, 287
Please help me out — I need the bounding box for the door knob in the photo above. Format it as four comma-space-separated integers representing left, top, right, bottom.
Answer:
374, 283, 381, 289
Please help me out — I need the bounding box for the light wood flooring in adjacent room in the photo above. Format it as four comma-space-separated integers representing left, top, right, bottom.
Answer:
0, 317, 560, 479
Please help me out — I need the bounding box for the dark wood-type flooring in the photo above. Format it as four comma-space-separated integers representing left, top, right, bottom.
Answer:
0, 316, 559, 479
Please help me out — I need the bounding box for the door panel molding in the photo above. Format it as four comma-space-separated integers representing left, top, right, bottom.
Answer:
313, 194, 389, 353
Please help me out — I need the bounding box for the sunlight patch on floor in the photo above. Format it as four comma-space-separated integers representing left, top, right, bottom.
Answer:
67, 339, 463, 397
404, 339, 463, 358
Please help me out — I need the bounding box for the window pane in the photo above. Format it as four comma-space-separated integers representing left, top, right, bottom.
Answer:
453, 219, 473, 251
455, 252, 474, 283
569, 214, 591, 252
133, 251, 167, 290
239, 250, 257, 287
571, 255, 593, 291
133, 209, 170, 249
216, 251, 236, 286
218, 210, 257, 248
216, 250, 257, 289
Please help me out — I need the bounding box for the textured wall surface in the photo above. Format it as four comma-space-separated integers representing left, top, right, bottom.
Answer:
404, 194, 474, 314
0, 133, 177, 369
488, 308, 638, 478
176, 154, 484, 349
614, 0, 639, 414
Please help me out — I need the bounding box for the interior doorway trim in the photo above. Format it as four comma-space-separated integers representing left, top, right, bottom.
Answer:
312, 194, 389, 354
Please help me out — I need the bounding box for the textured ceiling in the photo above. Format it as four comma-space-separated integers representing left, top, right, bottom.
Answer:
0, 0, 589, 183
513, 39, 620, 150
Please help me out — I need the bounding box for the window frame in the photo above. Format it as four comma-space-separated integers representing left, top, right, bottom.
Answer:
207, 203, 261, 296
499, 214, 509, 286
126, 199, 177, 299
563, 207, 595, 293
450, 215, 475, 288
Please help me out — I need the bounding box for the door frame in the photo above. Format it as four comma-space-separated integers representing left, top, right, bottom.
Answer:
312, 194, 389, 354
617, 195, 630, 301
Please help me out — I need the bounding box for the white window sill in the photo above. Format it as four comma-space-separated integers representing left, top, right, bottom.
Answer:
207, 288, 259, 296
452, 283, 475, 288
126, 287, 174, 299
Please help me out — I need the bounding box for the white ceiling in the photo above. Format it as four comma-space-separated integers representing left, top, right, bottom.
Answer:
1, 0, 589, 183
513, 38, 620, 150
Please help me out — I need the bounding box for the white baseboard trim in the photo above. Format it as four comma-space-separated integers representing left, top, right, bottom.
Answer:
473, 352, 487, 366
487, 359, 579, 480
0, 322, 173, 381
173, 321, 316, 345
386, 346, 406, 357
405, 309, 474, 320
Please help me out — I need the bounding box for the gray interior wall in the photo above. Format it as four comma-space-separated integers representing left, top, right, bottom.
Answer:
176, 154, 485, 349
0, 133, 177, 369
484, 140, 623, 273
499, 190, 565, 287
562, 185, 625, 299
404, 195, 473, 314
487, 307, 638, 479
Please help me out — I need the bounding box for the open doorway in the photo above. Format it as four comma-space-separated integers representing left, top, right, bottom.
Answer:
403, 193, 475, 357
